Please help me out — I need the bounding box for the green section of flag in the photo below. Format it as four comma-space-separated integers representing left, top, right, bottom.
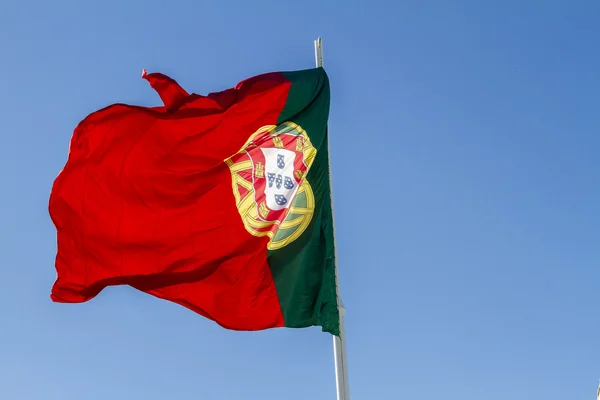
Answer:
267, 68, 339, 335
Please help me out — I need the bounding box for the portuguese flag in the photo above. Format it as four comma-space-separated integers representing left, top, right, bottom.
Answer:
49, 67, 340, 335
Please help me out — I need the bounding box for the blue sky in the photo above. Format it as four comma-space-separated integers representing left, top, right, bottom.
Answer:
1, 0, 599, 399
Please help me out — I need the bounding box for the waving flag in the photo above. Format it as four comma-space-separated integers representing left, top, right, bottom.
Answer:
49, 67, 339, 335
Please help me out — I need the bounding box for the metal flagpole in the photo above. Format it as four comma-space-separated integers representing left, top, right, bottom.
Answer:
314, 37, 350, 400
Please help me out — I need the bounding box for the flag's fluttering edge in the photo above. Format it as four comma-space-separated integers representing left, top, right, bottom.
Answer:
49, 68, 339, 335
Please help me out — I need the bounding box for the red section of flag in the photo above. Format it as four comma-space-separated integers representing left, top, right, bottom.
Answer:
49, 71, 291, 330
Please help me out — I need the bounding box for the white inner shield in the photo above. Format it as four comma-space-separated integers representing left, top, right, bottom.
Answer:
260, 147, 298, 211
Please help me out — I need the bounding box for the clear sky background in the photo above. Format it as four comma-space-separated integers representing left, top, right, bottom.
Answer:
1, 0, 599, 399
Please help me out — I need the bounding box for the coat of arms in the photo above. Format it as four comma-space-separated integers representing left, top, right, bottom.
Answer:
225, 122, 316, 250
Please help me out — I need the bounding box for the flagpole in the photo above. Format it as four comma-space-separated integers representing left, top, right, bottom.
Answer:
314, 37, 350, 400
